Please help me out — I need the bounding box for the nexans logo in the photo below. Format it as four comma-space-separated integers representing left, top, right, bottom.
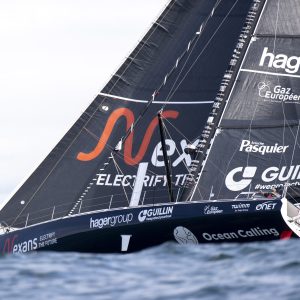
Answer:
259, 47, 300, 74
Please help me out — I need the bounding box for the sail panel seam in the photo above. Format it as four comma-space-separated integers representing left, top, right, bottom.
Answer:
240, 68, 300, 78
99, 92, 213, 105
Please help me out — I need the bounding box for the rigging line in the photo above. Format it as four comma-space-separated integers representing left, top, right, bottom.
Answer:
273, 0, 290, 171
244, 0, 268, 167
113, 158, 133, 192
241, 0, 271, 183
269, 0, 288, 177
163, 115, 195, 144
161, 0, 239, 110
83, 127, 103, 142
285, 122, 300, 204
190, 0, 269, 201
98, 0, 175, 107
265, 0, 293, 176
272, 0, 280, 54
162, 121, 191, 174
257, 0, 291, 184
102, 139, 163, 177
9, 3, 178, 226
164, 125, 189, 175
220, 0, 269, 187
216, 130, 250, 199
118, 0, 224, 141
245, 100, 260, 169
155, 0, 223, 103
112, 156, 130, 204
100, 142, 163, 178
157, 118, 185, 186
89, 1, 227, 187
160, 116, 207, 190
160, 0, 223, 106
281, 119, 300, 166
290, 122, 300, 168
97, 2, 222, 146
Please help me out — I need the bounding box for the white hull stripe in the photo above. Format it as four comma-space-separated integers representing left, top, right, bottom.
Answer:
240, 69, 300, 79
99, 92, 213, 105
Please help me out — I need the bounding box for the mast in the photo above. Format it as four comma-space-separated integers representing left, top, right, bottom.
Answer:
182, 0, 268, 201
158, 111, 174, 202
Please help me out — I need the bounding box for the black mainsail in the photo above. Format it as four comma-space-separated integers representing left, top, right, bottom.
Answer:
0, 0, 254, 227
191, 0, 300, 201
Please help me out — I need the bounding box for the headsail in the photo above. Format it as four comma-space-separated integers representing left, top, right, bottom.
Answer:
192, 0, 300, 201
1, 0, 253, 226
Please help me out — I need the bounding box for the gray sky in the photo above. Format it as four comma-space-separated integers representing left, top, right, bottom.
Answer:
0, 0, 169, 201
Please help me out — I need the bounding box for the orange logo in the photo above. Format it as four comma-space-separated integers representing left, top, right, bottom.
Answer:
77, 108, 179, 165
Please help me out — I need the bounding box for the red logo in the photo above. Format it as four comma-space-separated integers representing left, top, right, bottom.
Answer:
77, 108, 179, 165
2, 235, 18, 254
280, 230, 293, 240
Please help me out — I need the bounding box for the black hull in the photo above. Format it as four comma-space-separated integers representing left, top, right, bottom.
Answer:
0, 200, 293, 254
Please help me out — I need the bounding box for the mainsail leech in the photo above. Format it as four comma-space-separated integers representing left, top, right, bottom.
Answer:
192, 0, 300, 201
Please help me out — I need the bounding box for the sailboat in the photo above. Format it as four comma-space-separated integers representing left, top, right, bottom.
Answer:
1, 0, 300, 254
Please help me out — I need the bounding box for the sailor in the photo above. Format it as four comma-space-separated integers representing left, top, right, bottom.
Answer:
271, 188, 281, 198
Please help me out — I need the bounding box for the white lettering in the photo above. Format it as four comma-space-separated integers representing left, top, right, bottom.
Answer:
239, 140, 289, 155
259, 47, 300, 74
202, 227, 279, 241
226, 165, 300, 192
138, 206, 173, 222
90, 213, 133, 229
12, 238, 38, 253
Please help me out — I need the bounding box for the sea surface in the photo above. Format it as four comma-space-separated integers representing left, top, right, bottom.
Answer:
1, 240, 300, 300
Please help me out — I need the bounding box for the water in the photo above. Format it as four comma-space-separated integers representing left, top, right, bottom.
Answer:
1, 240, 300, 300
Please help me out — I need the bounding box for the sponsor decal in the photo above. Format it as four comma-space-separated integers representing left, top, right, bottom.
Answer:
259, 47, 300, 74
173, 226, 198, 245
13, 238, 38, 254
96, 173, 188, 188
202, 227, 279, 241
239, 140, 289, 155
256, 201, 277, 211
2, 235, 18, 254
225, 165, 300, 192
76, 108, 199, 189
90, 213, 133, 229
258, 82, 300, 104
204, 205, 223, 215
225, 166, 257, 191
231, 203, 250, 212
38, 232, 57, 248
151, 139, 199, 168
280, 230, 293, 240
138, 206, 173, 222
120, 235, 132, 252
77, 108, 179, 165
1, 232, 58, 254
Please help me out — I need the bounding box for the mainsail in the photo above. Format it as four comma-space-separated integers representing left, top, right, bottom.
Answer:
192, 0, 300, 201
0, 0, 253, 227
